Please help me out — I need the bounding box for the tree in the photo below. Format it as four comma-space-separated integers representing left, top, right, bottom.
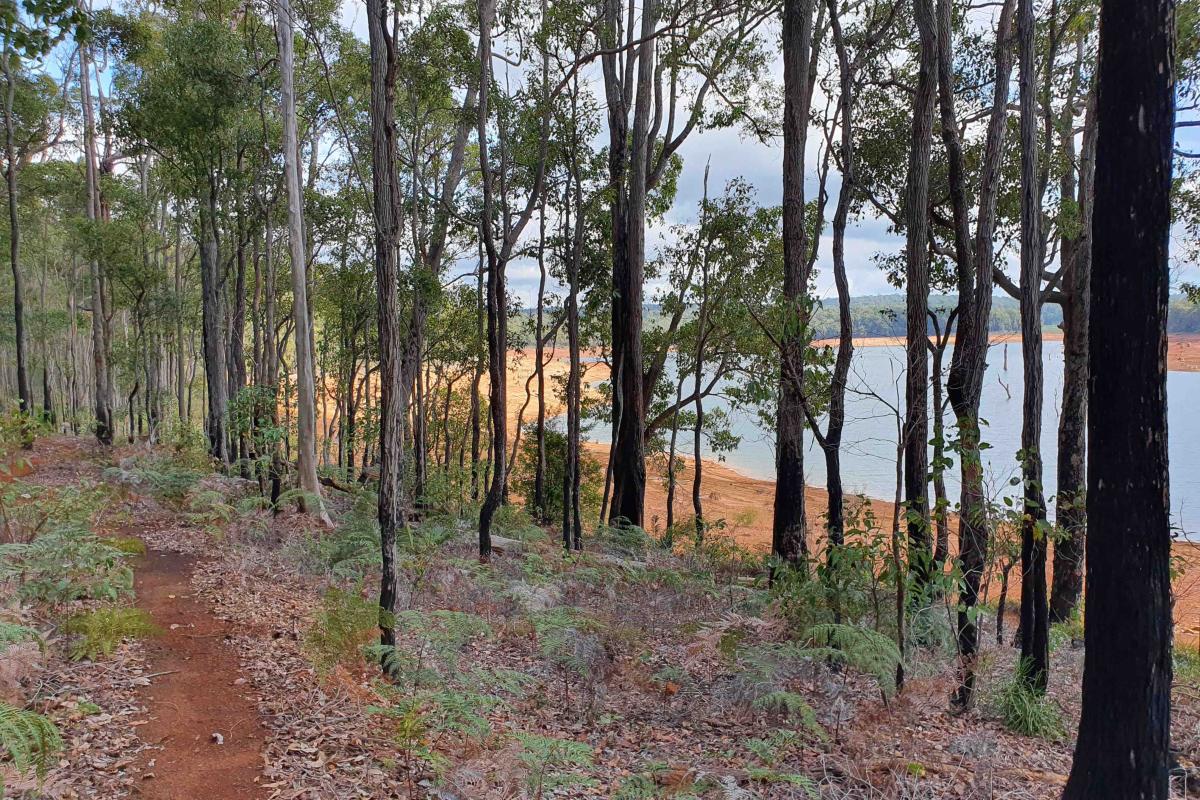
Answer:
366, 0, 405, 651
774, 0, 818, 565
903, 0, 936, 597
273, 0, 329, 525
1062, 0, 1174, 794
1015, 0, 1049, 693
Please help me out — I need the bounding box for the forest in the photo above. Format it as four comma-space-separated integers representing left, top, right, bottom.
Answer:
0, 0, 1187, 797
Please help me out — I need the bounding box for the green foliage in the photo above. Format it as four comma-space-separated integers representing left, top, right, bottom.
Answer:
728, 642, 826, 740
1176, 647, 1200, 685
303, 586, 383, 674
0, 703, 62, 792
0, 524, 134, 603
290, 491, 381, 580
0, 411, 40, 454
512, 423, 603, 525
0, 622, 40, 654
514, 732, 594, 798
0, 478, 119, 544
530, 606, 608, 681
107, 536, 146, 556
107, 453, 203, 503
64, 607, 160, 661
806, 623, 903, 697
986, 671, 1066, 740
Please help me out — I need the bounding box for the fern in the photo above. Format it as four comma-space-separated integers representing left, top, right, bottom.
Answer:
64, 607, 160, 661
303, 587, 387, 674
0, 525, 133, 603
0, 622, 39, 654
530, 607, 608, 680
514, 732, 594, 797
0, 702, 62, 790
805, 623, 902, 696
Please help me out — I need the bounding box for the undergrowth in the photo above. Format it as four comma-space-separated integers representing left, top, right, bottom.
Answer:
64, 607, 160, 661
0, 702, 61, 793
0, 524, 134, 603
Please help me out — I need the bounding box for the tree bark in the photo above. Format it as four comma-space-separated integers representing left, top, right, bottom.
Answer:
1050, 88, 1097, 624
2, 51, 30, 416
275, 0, 330, 525
904, 0, 937, 595
1063, 0, 1174, 794
80, 43, 112, 446
942, 0, 1015, 708
1016, 0, 1049, 693
773, 0, 818, 565
367, 0, 405, 651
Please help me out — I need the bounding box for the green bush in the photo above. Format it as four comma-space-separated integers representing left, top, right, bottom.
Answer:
0, 525, 134, 603
512, 422, 603, 526
987, 671, 1066, 739
64, 607, 160, 661
0, 702, 61, 792
303, 586, 383, 674
107, 454, 204, 503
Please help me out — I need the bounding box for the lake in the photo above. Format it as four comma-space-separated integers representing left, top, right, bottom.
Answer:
583, 339, 1200, 537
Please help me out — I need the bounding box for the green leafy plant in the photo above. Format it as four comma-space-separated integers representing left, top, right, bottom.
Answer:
986, 670, 1066, 739
0, 702, 61, 793
107, 536, 146, 556
64, 607, 160, 661
514, 732, 594, 799
0, 622, 40, 654
303, 586, 383, 674
0, 524, 134, 603
805, 623, 903, 697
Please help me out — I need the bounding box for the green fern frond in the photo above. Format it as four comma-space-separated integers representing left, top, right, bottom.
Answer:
0, 702, 62, 785
805, 623, 902, 696
64, 607, 160, 661
0, 622, 40, 654
750, 692, 826, 740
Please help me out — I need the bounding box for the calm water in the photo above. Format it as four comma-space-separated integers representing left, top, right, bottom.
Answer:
584, 340, 1200, 537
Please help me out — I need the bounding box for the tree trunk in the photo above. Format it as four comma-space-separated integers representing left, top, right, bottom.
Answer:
276, 0, 330, 525
367, 0, 406, 651
477, 0, 506, 559
605, 0, 654, 530
942, 0, 1015, 708
2, 51, 30, 416
904, 0, 937, 595
1051, 89, 1097, 624
1062, 0, 1174, 794
81, 44, 112, 446
773, 0, 818, 566
1016, 0, 1049, 693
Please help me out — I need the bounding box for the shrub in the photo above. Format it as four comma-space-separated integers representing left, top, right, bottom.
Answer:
514, 732, 594, 799
0, 702, 61, 791
511, 422, 603, 525
987, 671, 1066, 739
303, 586, 383, 674
107, 454, 204, 503
64, 607, 160, 661
0, 525, 134, 603
0, 622, 40, 654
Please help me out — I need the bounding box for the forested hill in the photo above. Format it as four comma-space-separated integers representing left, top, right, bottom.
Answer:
804, 294, 1200, 338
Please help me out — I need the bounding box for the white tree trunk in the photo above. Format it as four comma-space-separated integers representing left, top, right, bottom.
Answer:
275, 0, 330, 526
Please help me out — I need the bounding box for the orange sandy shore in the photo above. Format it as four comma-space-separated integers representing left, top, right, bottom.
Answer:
506, 333, 1200, 642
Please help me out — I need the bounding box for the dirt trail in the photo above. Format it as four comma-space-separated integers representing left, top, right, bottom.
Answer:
132, 545, 265, 799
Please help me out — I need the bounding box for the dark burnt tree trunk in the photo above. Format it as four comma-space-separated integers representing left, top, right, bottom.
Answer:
1050, 87, 1097, 624
1062, 0, 1174, 794
903, 0, 937, 596
367, 0, 405, 651
928, 309, 956, 570
1016, 0, 1049, 693
604, 0, 655, 529
476, 0, 548, 557
773, 0, 817, 565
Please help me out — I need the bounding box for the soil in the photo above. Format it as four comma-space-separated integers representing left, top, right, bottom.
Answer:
131, 543, 266, 799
